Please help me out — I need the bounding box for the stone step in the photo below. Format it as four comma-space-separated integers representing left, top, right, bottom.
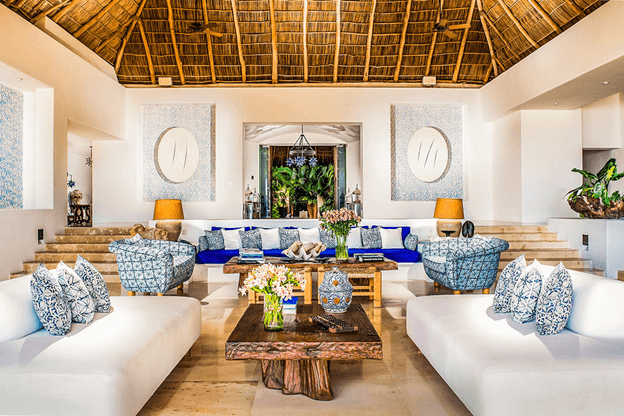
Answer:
508, 241, 568, 250
500, 249, 580, 260
45, 243, 111, 253
55, 235, 128, 244
498, 259, 585, 270
23, 261, 118, 273
485, 233, 559, 242
34, 252, 117, 263
475, 225, 548, 234
63, 227, 131, 236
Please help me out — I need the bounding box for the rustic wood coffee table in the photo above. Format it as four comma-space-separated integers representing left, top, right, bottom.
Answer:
223, 256, 398, 307
225, 303, 382, 400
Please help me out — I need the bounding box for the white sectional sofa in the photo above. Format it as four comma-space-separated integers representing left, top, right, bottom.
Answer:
406, 266, 624, 416
0, 275, 201, 416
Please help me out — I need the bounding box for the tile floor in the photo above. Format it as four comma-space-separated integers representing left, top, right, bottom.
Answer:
109, 281, 473, 416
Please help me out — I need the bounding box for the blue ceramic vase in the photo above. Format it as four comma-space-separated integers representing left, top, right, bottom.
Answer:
318, 266, 353, 313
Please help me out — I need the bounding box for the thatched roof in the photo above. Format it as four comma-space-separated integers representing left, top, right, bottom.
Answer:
5, 0, 606, 86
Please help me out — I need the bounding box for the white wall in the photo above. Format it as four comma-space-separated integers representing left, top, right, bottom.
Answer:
0, 5, 126, 280
67, 134, 93, 204
582, 93, 622, 150
491, 112, 522, 222
96, 87, 492, 224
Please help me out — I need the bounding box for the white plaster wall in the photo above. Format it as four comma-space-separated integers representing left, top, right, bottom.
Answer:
0, 5, 126, 280
491, 112, 522, 222
520, 110, 583, 223
96, 87, 492, 223
582, 93, 622, 150
67, 152, 92, 204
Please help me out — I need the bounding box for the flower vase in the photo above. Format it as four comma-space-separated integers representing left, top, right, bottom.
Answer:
335, 234, 349, 261
263, 294, 284, 331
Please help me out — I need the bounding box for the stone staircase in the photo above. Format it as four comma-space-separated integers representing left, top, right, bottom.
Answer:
15, 227, 131, 282
474, 225, 588, 274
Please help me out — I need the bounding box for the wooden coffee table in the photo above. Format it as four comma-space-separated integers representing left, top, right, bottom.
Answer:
223, 256, 398, 307
225, 303, 382, 400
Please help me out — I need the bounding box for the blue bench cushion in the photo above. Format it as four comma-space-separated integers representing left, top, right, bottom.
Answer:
196, 248, 420, 264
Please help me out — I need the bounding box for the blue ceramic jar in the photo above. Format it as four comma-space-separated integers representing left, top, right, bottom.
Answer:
318, 266, 353, 313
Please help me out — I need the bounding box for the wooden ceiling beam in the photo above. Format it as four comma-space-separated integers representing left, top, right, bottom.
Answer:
526, 0, 561, 34
425, 0, 442, 76
565, 0, 585, 17
333, 0, 341, 83
201, 0, 217, 83
52, 0, 81, 22
229, 0, 246, 83
11, 0, 29, 11
137, 20, 155, 84
363, 0, 377, 81
480, 10, 520, 62
269, 0, 278, 84
452, 0, 476, 82
393, 0, 412, 82
74, 0, 122, 38
166, 0, 186, 85
113, 0, 147, 72
482, 61, 493, 84
498, 0, 538, 49
94, 17, 134, 53
30, 0, 69, 23
476, 0, 498, 77
303, 0, 309, 83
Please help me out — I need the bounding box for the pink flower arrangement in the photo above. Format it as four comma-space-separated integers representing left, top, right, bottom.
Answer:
320, 208, 361, 238
239, 263, 305, 300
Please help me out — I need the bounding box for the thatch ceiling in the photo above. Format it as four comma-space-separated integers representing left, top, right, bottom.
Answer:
5, 0, 605, 86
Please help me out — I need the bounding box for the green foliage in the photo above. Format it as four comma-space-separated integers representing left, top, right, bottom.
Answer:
270, 164, 335, 217
566, 158, 624, 206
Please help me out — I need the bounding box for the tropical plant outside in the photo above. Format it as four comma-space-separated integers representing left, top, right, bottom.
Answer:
271, 164, 335, 218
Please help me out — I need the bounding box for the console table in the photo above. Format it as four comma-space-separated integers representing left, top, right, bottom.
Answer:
68, 204, 92, 227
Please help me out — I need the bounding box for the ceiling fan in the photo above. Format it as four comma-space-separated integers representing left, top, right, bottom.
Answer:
432, 0, 471, 39
187, 0, 223, 37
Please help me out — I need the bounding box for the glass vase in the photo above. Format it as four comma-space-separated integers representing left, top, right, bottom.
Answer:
263, 294, 284, 331
335, 234, 349, 261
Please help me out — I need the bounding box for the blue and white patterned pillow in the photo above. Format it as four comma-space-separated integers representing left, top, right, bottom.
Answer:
319, 228, 336, 249
126, 233, 145, 246
535, 263, 573, 335
279, 228, 300, 250
493, 255, 527, 314
240, 229, 262, 249
361, 227, 382, 249
30, 264, 72, 336
74, 255, 111, 313
55, 261, 95, 324
403, 234, 419, 251
511, 261, 543, 323
204, 230, 225, 250
198, 235, 209, 252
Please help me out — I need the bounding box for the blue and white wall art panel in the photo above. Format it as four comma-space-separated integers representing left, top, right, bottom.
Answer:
391, 104, 463, 201
142, 104, 216, 201
0, 83, 24, 209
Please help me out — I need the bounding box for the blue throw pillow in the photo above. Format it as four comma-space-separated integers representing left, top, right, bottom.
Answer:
361, 227, 382, 249
74, 255, 111, 313
403, 234, 419, 251
205, 230, 225, 250
198, 235, 209, 252
30, 264, 72, 336
493, 255, 526, 314
55, 261, 95, 324
240, 229, 262, 249
535, 263, 573, 335
511, 262, 543, 323
279, 228, 299, 250
320, 228, 337, 249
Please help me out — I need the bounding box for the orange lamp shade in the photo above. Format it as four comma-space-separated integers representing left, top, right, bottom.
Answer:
153, 199, 184, 220
433, 198, 464, 220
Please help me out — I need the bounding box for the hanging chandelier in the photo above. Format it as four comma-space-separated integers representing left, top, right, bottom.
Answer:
286, 125, 317, 167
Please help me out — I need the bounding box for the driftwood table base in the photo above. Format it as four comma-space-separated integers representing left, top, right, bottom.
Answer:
262, 359, 333, 400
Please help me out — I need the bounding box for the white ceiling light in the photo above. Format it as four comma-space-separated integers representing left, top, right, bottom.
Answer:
603, 81, 609, 85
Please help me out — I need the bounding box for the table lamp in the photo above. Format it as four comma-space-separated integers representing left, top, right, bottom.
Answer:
153, 199, 184, 241
433, 198, 464, 237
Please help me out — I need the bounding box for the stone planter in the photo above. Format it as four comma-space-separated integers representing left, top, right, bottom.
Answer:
568, 196, 624, 219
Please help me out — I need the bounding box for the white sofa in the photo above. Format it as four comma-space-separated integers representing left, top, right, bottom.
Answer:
0, 275, 201, 416
406, 266, 624, 416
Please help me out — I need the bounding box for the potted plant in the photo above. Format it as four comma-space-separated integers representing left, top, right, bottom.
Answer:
298, 165, 335, 218
566, 158, 624, 219
238, 263, 306, 331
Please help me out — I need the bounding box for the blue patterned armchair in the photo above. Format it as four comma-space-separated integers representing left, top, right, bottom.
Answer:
421, 237, 509, 294
109, 236, 196, 296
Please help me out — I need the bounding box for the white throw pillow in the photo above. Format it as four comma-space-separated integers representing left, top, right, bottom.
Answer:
298, 227, 321, 244
260, 228, 280, 250
222, 228, 243, 250
380, 227, 404, 249
346, 227, 362, 248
